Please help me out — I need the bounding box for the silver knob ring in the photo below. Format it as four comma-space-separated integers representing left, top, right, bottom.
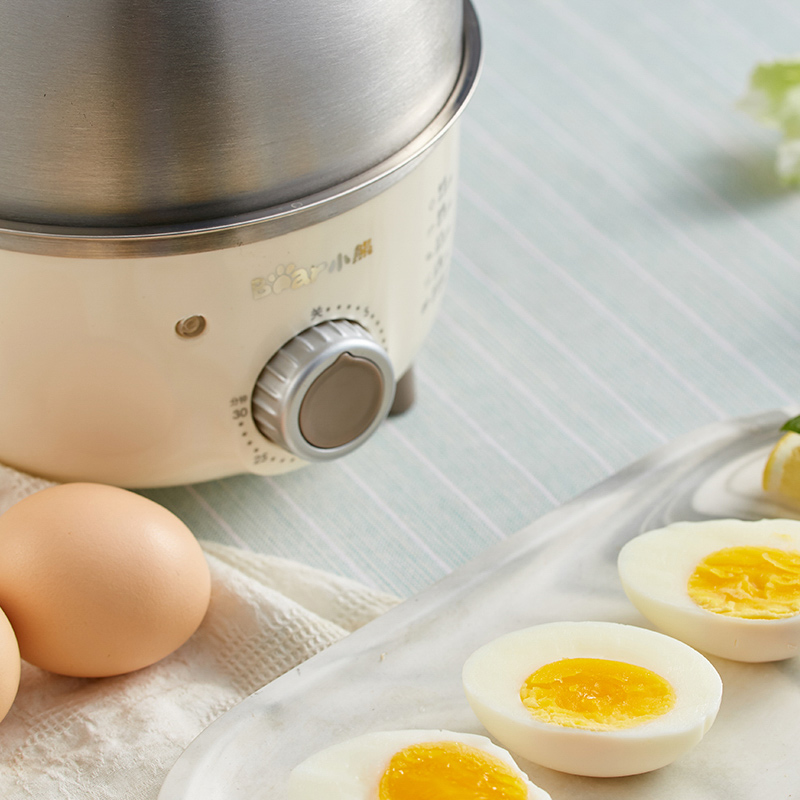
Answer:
252, 320, 395, 462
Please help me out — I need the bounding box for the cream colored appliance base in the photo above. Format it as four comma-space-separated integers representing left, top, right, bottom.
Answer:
0, 131, 460, 487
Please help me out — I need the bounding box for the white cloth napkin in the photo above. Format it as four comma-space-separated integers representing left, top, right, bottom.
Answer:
0, 465, 400, 799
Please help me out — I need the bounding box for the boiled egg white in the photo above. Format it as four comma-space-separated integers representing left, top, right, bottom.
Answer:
462, 621, 722, 777
287, 729, 552, 800
617, 518, 800, 662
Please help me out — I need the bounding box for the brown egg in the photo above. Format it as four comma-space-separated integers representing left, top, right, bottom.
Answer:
0, 606, 20, 722
0, 483, 211, 677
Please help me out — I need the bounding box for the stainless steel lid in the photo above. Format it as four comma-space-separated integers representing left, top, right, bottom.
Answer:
0, 0, 480, 252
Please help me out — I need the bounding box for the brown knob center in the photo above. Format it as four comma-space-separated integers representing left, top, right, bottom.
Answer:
298, 352, 385, 449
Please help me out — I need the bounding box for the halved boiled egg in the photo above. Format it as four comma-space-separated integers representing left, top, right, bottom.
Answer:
462, 621, 721, 777
287, 729, 552, 800
618, 518, 800, 662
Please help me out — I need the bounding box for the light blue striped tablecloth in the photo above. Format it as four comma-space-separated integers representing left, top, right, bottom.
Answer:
142, 0, 800, 598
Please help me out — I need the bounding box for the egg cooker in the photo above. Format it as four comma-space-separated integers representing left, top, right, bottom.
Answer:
0, 0, 482, 488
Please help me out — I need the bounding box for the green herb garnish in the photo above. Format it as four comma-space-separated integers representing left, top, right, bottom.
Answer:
739, 58, 800, 185
781, 414, 800, 434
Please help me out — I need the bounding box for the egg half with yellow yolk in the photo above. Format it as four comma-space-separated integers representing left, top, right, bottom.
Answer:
462, 621, 722, 777
287, 729, 552, 800
618, 518, 800, 662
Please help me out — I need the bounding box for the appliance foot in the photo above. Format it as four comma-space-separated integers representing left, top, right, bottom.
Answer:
389, 368, 415, 416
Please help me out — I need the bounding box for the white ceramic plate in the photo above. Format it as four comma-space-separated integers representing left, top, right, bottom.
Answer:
158, 408, 800, 800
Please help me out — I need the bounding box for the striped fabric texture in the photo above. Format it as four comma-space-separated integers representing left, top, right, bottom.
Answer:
142, 0, 800, 597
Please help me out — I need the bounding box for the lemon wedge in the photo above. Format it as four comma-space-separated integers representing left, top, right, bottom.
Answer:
763, 431, 800, 501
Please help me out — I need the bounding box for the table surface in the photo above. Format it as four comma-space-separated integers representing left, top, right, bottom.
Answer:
142, 0, 800, 599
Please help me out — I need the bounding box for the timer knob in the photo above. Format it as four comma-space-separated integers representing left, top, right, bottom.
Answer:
251, 320, 395, 461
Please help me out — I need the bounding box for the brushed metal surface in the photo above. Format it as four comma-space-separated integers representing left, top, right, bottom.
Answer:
0, 0, 463, 227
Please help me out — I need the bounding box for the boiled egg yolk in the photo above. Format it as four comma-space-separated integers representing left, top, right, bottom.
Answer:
687, 546, 800, 619
617, 518, 800, 661
378, 740, 528, 800
519, 657, 675, 732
